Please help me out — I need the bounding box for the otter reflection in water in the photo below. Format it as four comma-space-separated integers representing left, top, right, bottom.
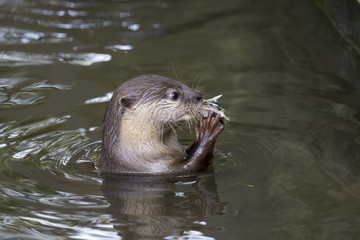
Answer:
101, 174, 226, 239
98, 75, 225, 175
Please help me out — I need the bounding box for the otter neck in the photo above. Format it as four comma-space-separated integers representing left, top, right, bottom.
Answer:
119, 112, 183, 156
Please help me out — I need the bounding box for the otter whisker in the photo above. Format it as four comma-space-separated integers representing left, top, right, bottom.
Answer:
195, 85, 204, 93
186, 120, 192, 135
169, 122, 178, 137
192, 74, 199, 88
194, 74, 203, 90
171, 62, 179, 81
176, 123, 184, 133
193, 76, 204, 92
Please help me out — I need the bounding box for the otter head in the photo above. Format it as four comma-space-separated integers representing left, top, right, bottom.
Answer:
117, 75, 203, 128
99, 75, 203, 173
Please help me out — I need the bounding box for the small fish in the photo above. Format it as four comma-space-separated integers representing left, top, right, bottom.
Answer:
201, 94, 230, 125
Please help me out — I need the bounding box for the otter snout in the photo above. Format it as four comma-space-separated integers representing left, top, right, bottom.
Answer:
195, 92, 203, 103
187, 89, 202, 103
183, 88, 203, 104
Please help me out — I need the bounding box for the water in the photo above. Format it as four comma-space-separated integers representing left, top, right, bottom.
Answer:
1, 0, 360, 239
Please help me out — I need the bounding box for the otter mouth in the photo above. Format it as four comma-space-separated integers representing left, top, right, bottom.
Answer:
177, 103, 203, 123
173, 107, 202, 127
177, 113, 197, 122
176, 95, 230, 125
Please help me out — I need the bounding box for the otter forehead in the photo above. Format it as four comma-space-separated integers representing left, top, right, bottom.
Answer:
122, 75, 187, 91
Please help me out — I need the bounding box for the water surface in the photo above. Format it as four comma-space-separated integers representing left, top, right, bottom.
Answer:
1, 0, 360, 239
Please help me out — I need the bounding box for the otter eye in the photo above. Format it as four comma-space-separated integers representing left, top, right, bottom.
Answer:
169, 91, 179, 100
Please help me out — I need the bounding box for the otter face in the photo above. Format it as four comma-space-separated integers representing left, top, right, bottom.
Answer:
155, 84, 203, 125
115, 75, 203, 126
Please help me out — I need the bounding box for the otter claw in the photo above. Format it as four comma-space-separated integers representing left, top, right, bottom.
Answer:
200, 94, 230, 124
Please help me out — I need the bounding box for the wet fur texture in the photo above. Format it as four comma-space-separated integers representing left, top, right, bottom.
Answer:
98, 75, 223, 175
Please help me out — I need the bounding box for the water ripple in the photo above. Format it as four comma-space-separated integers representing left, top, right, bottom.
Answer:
85, 92, 113, 104
39, 19, 115, 30
0, 211, 117, 240
105, 44, 134, 52
0, 51, 111, 66
8, 92, 45, 106
0, 78, 71, 109
38, 193, 108, 208
58, 53, 111, 66
46, 0, 97, 8
0, 27, 72, 45
0, 77, 28, 90
21, 80, 71, 91
0, 115, 71, 140
31, 8, 89, 17
0, 52, 53, 66
0, 116, 103, 182
165, 230, 215, 240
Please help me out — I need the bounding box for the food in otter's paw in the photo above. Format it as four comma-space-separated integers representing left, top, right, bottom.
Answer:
201, 95, 230, 125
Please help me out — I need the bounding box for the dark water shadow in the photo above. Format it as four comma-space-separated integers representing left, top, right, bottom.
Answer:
100, 172, 226, 239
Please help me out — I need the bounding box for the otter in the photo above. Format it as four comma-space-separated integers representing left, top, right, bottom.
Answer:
98, 75, 224, 175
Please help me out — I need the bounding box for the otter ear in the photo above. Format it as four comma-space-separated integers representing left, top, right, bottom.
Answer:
120, 95, 137, 109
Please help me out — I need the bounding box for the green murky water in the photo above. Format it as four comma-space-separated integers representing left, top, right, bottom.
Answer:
1, 0, 360, 239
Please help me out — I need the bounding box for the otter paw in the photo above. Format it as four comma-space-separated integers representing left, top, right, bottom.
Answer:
195, 111, 224, 144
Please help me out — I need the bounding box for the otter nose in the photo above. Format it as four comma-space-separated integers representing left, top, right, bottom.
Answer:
195, 92, 203, 102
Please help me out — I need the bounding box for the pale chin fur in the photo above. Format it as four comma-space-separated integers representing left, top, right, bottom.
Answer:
176, 109, 201, 123
177, 114, 193, 122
